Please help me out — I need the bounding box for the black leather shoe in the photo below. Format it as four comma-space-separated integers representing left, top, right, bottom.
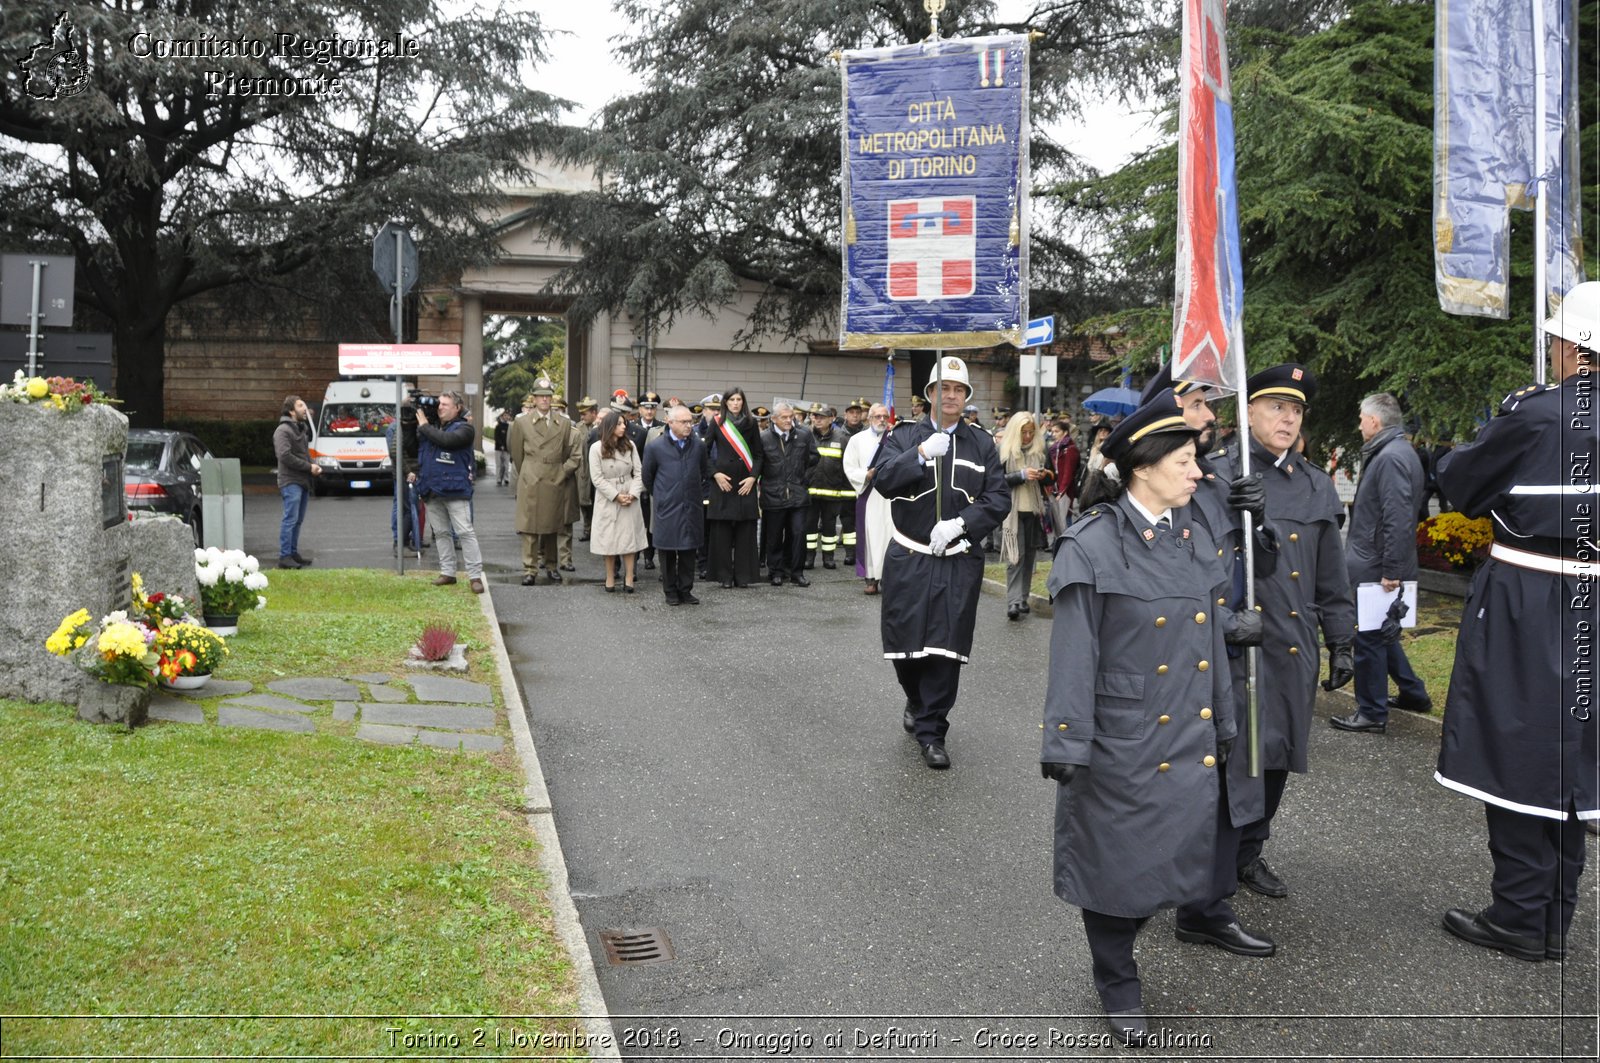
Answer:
822, 558, 836, 569
843, 554, 856, 565
682, 592, 701, 605
1547, 934, 1567, 961
920, 743, 950, 769
720, 580, 733, 589
1442, 908, 1544, 962
791, 574, 810, 587
547, 569, 562, 583
643, 558, 656, 570
665, 595, 682, 606
560, 563, 575, 572
1388, 694, 1434, 713
770, 574, 785, 586
1238, 857, 1289, 898
1007, 603, 1022, 621
1105, 1009, 1147, 1047
1175, 921, 1277, 957
902, 704, 916, 734
1330, 711, 1386, 733
521, 574, 538, 586
1020, 602, 1031, 613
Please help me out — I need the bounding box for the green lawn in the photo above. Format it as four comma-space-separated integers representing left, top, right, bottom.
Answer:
0, 570, 583, 1057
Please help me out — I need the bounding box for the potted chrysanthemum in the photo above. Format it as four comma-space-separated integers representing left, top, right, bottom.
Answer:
154, 622, 229, 690
194, 548, 269, 634
45, 609, 160, 690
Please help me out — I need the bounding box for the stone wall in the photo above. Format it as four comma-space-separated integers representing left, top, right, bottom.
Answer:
0, 402, 133, 708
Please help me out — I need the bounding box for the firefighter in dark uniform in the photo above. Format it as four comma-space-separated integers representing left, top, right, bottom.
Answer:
1134, 368, 1277, 957
1041, 392, 1239, 1046
872, 357, 1010, 769
807, 404, 854, 569
838, 397, 872, 562
1232, 364, 1356, 899
1437, 280, 1600, 963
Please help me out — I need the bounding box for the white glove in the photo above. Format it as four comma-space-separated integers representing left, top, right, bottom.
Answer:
918, 432, 950, 462
929, 517, 965, 556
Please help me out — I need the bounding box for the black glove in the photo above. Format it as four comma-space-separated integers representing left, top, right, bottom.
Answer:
1321, 642, 1355, 690
1379, 595, 1409, 644
1227, 473, 1266, 525
1040, 762, 1079, 785
1224, 608, 1264, 646
1216, 738, 1234, 765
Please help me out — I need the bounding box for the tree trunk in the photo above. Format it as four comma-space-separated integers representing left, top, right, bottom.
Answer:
115, 316, 167, 428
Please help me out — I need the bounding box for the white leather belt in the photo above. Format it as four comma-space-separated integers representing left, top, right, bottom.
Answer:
1490, 542, 1598, 576
893, 529, 971, 556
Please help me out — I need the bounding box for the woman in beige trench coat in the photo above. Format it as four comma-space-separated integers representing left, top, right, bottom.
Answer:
588, 410, 649, 591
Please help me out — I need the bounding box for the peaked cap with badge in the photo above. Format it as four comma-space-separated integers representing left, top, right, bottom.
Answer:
1246, 363, 1317, 406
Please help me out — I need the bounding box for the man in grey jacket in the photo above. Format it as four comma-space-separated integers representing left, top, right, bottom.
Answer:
1332, 392, 1431, 733
272, 395, 321, 568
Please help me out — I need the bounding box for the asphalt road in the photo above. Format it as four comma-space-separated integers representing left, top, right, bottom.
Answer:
246, 484, 1598, 1060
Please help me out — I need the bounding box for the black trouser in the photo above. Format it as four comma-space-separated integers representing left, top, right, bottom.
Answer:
806, 495, 845, 563
765, 505, 807, 578
640, 494, 654, 560
839, 495, 857, 561
1483, 802, 1588, 940
1081, 909, 1149, 1012
1236, 768, 1289, 870
893, 655, 962, 745
658, 548, 696, 602
1176, 765, 1245, 930
707, 519, 759, 586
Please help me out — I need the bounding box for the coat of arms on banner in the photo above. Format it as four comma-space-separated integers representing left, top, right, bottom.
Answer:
887, 197, 976, 301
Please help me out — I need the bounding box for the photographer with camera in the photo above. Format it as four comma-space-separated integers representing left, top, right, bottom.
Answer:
999, 412, 1054, 621
412, 389, 485, 594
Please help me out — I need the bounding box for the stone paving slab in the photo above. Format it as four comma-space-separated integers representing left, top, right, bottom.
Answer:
364, 684, 410, 703
350, 672, 393, 684
356, 723, 417, 745
172, 679, 253, 699
268, 678, 361, 700
332, 702, 358, 722
224, 693, 317, 714
218, 706, 316, 733
406, 675, 491, 704
148, 697, 204, 724
360, 703, 495, 731
417, 731, 505, 753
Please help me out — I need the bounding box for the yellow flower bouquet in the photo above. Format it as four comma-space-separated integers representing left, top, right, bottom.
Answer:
46, 609, 160, 688
1416, 512, 1493, 572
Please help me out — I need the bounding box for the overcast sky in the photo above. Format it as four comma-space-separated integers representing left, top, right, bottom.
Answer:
528, 0, 1161, 173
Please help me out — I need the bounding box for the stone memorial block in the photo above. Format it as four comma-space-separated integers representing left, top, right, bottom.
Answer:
0, 401, 137, 720
128, 515, 202, 605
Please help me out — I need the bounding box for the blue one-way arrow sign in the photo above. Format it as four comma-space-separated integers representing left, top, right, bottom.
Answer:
1024, 315, 1055, 348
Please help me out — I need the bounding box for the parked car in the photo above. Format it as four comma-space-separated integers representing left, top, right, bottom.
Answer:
125, 429, 212, 540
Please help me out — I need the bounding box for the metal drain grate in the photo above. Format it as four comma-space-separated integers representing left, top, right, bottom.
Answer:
599, 927, 675, 966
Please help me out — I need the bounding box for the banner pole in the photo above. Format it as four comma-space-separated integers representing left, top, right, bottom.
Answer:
1531, 0, 1549, 384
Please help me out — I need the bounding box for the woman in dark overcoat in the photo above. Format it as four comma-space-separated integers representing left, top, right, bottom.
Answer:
704, 387, 764, 588
1040, 392, 1237, 1047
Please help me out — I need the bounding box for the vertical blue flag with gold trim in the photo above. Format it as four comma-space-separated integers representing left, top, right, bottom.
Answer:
1434, 0, 1585, 318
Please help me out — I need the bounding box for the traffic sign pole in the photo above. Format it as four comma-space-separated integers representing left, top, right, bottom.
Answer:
26, 260, 43, 376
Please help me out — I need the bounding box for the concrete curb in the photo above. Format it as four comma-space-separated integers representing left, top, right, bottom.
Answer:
478, 587, 621, 1061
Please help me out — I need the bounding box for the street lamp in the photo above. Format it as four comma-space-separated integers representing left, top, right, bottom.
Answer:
630, 336, 648, 397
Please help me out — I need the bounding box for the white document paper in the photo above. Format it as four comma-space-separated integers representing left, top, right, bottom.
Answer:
1356, 581, 1418, 632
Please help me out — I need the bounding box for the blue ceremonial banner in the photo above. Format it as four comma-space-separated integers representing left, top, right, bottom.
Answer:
1434, 0, 1585, 318
839, 34, 1029, 349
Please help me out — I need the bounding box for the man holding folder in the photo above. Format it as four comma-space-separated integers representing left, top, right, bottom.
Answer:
1331, 392, 1431, 734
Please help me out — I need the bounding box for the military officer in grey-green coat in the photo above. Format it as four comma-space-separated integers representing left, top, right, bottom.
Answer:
1232, 364, 1357, 899
1042, 392, 1252, 1047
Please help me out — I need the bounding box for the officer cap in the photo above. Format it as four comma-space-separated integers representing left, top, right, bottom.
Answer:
812, 403, 836, 418
552, 394, 567, 409
1140, 362, 1216, 406
521, 393, 537, 408
1246, 363, 1317, 406
576, 395, 598, 411
702, 393, 722, 410
753, 405, 771, 418
1102, 389, 1198, 464
690, 403, 704, 414
963, 403, 980, 414
639, 391, 662, 409
846, 396, 870, 411
531, 377, 555, 396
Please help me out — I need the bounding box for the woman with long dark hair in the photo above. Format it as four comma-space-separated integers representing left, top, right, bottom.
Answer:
1040, 392, 1262, 1046
704, 386, 763, 588
588, 409, 648, 592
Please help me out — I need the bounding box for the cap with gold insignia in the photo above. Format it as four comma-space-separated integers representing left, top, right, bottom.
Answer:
702, 393, 722, 409
1139, 361, 1220, 407
924, 355, 973, 400
690, 402, 704, 414
846, 396, 870, 411
639, 391, 661, 409
1246, 363, 1317, 407
521, 393, 538, 407
753, 405, 771, 418
552, 394, 567, 409
531, 376, 555, 396
1102, 389, 1198, 463
576, 395, 598, 411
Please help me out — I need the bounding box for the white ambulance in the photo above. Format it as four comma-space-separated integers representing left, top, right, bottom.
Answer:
309, 379, 402, 496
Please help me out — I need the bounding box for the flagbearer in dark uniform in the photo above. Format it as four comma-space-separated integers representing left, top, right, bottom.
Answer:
1040, 393, 1243, 1046
1436, 280, 1600, 963
1231, 364, 1356, 899
872, 357, 1010, 769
